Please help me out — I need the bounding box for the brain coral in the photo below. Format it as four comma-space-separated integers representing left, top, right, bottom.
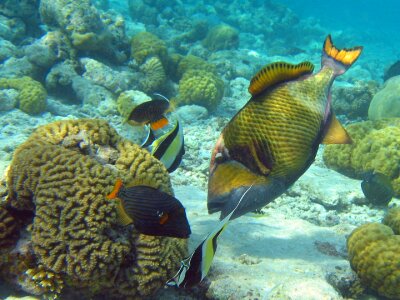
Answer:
0, 77, 47, 115
347, 209, 400, 299
139, 56, 166, 94
323, 118, 400, 196
176, 69, 224, 111
2, 119, 187, 298
130, 32, 167, 65
368, 75, 400, 120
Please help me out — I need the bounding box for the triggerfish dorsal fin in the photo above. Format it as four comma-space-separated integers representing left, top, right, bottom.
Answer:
106, 178, 124, 200
248, 61, 314, 96
322, 113, 352, 144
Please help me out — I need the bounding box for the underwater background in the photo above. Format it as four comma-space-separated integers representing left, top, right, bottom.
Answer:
0, 0, 399, 299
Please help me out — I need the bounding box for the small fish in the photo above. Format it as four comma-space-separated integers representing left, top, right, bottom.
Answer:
107, 179, 191, 238
128, 93, 170, 130
361, 171, 394, 205
166, 185, 253, 289
142, 119, 185, 173
208, 35, 363, 220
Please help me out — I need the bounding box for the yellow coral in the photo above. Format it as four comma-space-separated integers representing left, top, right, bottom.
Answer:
323, 118, 400, 196
347, 219, 400, 299
4, 119, 187, 298
176, 69, 224, 111
131, 32, 167, 65
176, 54, 217, 80
0, 77, 47, 115
383, 208, 400, 234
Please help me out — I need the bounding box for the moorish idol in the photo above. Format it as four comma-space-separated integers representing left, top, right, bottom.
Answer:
165, 185, 253, 288
142, 119, 185, 173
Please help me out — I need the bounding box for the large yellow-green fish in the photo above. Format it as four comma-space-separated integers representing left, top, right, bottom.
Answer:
208, 35, 363, 220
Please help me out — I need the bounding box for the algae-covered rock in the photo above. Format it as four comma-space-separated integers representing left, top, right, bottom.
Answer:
323, 119, 400, 196
0, 76, 47, 115
202, 24, 239, 51
368, 76, 400, 120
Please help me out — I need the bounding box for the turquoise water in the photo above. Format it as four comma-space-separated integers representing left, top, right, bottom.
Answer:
0, 0, 399, 299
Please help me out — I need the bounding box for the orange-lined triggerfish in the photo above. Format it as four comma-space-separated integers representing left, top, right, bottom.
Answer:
208, 35, 363, 220
107, 179, 191, 238
128, 93, 171, 130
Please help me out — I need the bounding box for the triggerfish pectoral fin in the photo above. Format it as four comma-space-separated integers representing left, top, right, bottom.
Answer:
207, 160, 286, 220
322, 112, 352, 144
166, 185, 253, 289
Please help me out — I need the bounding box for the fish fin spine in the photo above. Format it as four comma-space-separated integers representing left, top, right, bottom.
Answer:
248, 61, 314, 96
322, 35, 363, 74
107, 178, 123, 199
151, 116, 169, 130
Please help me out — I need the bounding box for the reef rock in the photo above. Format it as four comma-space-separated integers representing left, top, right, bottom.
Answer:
368, 75, 400, 120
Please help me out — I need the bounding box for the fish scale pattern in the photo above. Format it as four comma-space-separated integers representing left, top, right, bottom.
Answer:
224, 70, 331, 179
2, 119, 188, 298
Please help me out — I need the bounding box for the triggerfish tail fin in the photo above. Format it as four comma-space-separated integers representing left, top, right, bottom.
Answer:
106, 178, 124, 200
150, 116, 169, 131
322, 112, 352, 144
322, 34, 363, 75
166, 185, 253, 289
208, 161, 274, 220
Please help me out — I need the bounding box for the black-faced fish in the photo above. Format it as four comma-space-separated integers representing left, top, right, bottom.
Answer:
208, 35, 363, 220
142, 119, 185, 173
128, 93, 170, 130
361, 171, 394, 205
166, 185, 253, 288
107, 179, 191, 238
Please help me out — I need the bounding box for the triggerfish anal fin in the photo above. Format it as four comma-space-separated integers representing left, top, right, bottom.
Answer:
166, 185, 254, 289
248, 61, 314, 96
322, 112, 352, 144
322, 35, 362, 74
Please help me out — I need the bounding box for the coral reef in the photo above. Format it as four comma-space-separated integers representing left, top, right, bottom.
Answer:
175, 69, 224, 111
175, 54, 217, 80
1, 119, 188, 298
130, 32, 167, 65
368, 75, 400, 120
202, 24, 239, 51
323, 119, 400, 196
332, 80, 379, 119
0, 76, 47, 115
347, 208, 400, 299
139, 56, 167, 94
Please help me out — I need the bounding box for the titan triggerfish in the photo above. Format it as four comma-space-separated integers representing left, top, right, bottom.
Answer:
208, 35, 363, 220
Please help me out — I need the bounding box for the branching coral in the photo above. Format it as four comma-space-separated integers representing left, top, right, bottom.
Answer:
2, 119, 187, 298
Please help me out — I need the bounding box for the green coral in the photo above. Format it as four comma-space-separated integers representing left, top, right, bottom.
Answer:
347, 209, 400, 299
368, 75, 400, 120
139, 56, 166, 94
175, 69, 224, 111
202, 24, 239, 51
130, 32, 167, 65
176, 54, 216, 79
2, 119, 188, 298
0, 77, 47, 115
383, 207, 400, 234
323, 119, 400, 196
